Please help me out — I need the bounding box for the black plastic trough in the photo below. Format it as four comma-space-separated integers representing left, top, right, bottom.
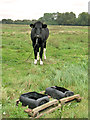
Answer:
19, 92, 49, 109
45, 86, 74, 100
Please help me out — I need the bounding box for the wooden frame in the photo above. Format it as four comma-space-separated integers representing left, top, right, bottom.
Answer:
16, 93, 81, 118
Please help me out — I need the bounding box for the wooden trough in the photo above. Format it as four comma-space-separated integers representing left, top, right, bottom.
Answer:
16, 91, 81, 118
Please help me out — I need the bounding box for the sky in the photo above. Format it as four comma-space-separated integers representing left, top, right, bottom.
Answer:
0, 0, 89, 20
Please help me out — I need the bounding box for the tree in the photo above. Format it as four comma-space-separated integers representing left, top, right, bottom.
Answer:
88, 14, 90, 26
57, 12, 76, 25
76, 12, 88, 26
38, 13, 58, 25
2, 19, 13, 24
57, 13, 64, 25
1, 12, 89, 26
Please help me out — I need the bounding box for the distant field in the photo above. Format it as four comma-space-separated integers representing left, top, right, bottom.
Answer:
2, 24, 88, 118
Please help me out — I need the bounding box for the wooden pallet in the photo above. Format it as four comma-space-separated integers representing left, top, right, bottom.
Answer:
16, 94, 81, 118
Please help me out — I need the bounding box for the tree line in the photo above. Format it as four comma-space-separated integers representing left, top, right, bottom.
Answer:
1, 12, 89, 26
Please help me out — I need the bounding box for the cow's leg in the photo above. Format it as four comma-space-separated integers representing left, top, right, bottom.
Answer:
37, 47, 39, 60
44, 42, 46, 60
40, 44, 44, 65
34, 46, 37, 65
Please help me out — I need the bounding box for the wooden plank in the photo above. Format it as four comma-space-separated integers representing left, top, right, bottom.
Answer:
36, 104, 62, 118
32, 99, 58, 113
24, 108, 32, 113
59, 94, 81, 104
40, 91, 45, 94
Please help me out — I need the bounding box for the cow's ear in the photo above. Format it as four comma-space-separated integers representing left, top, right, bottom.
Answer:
42, 24, 47, 28
30, 24, 35, 28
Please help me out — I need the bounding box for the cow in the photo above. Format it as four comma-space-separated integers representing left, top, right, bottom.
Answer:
30, 21, 49, 65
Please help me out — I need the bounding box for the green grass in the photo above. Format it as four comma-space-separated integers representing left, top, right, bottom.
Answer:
2, 24, 88, 118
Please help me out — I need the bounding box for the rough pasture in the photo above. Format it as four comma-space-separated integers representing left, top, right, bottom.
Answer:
2, 24, 88, 118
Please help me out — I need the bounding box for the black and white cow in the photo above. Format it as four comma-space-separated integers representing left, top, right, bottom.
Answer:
30, 21, 49, 65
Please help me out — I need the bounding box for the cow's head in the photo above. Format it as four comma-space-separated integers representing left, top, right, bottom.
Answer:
30, 21, 47, 39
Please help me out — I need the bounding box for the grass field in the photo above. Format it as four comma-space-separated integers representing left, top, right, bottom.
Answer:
2, 24, 88, 118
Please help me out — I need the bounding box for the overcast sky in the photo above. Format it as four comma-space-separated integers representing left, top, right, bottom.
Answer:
0, 0, 89, 20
